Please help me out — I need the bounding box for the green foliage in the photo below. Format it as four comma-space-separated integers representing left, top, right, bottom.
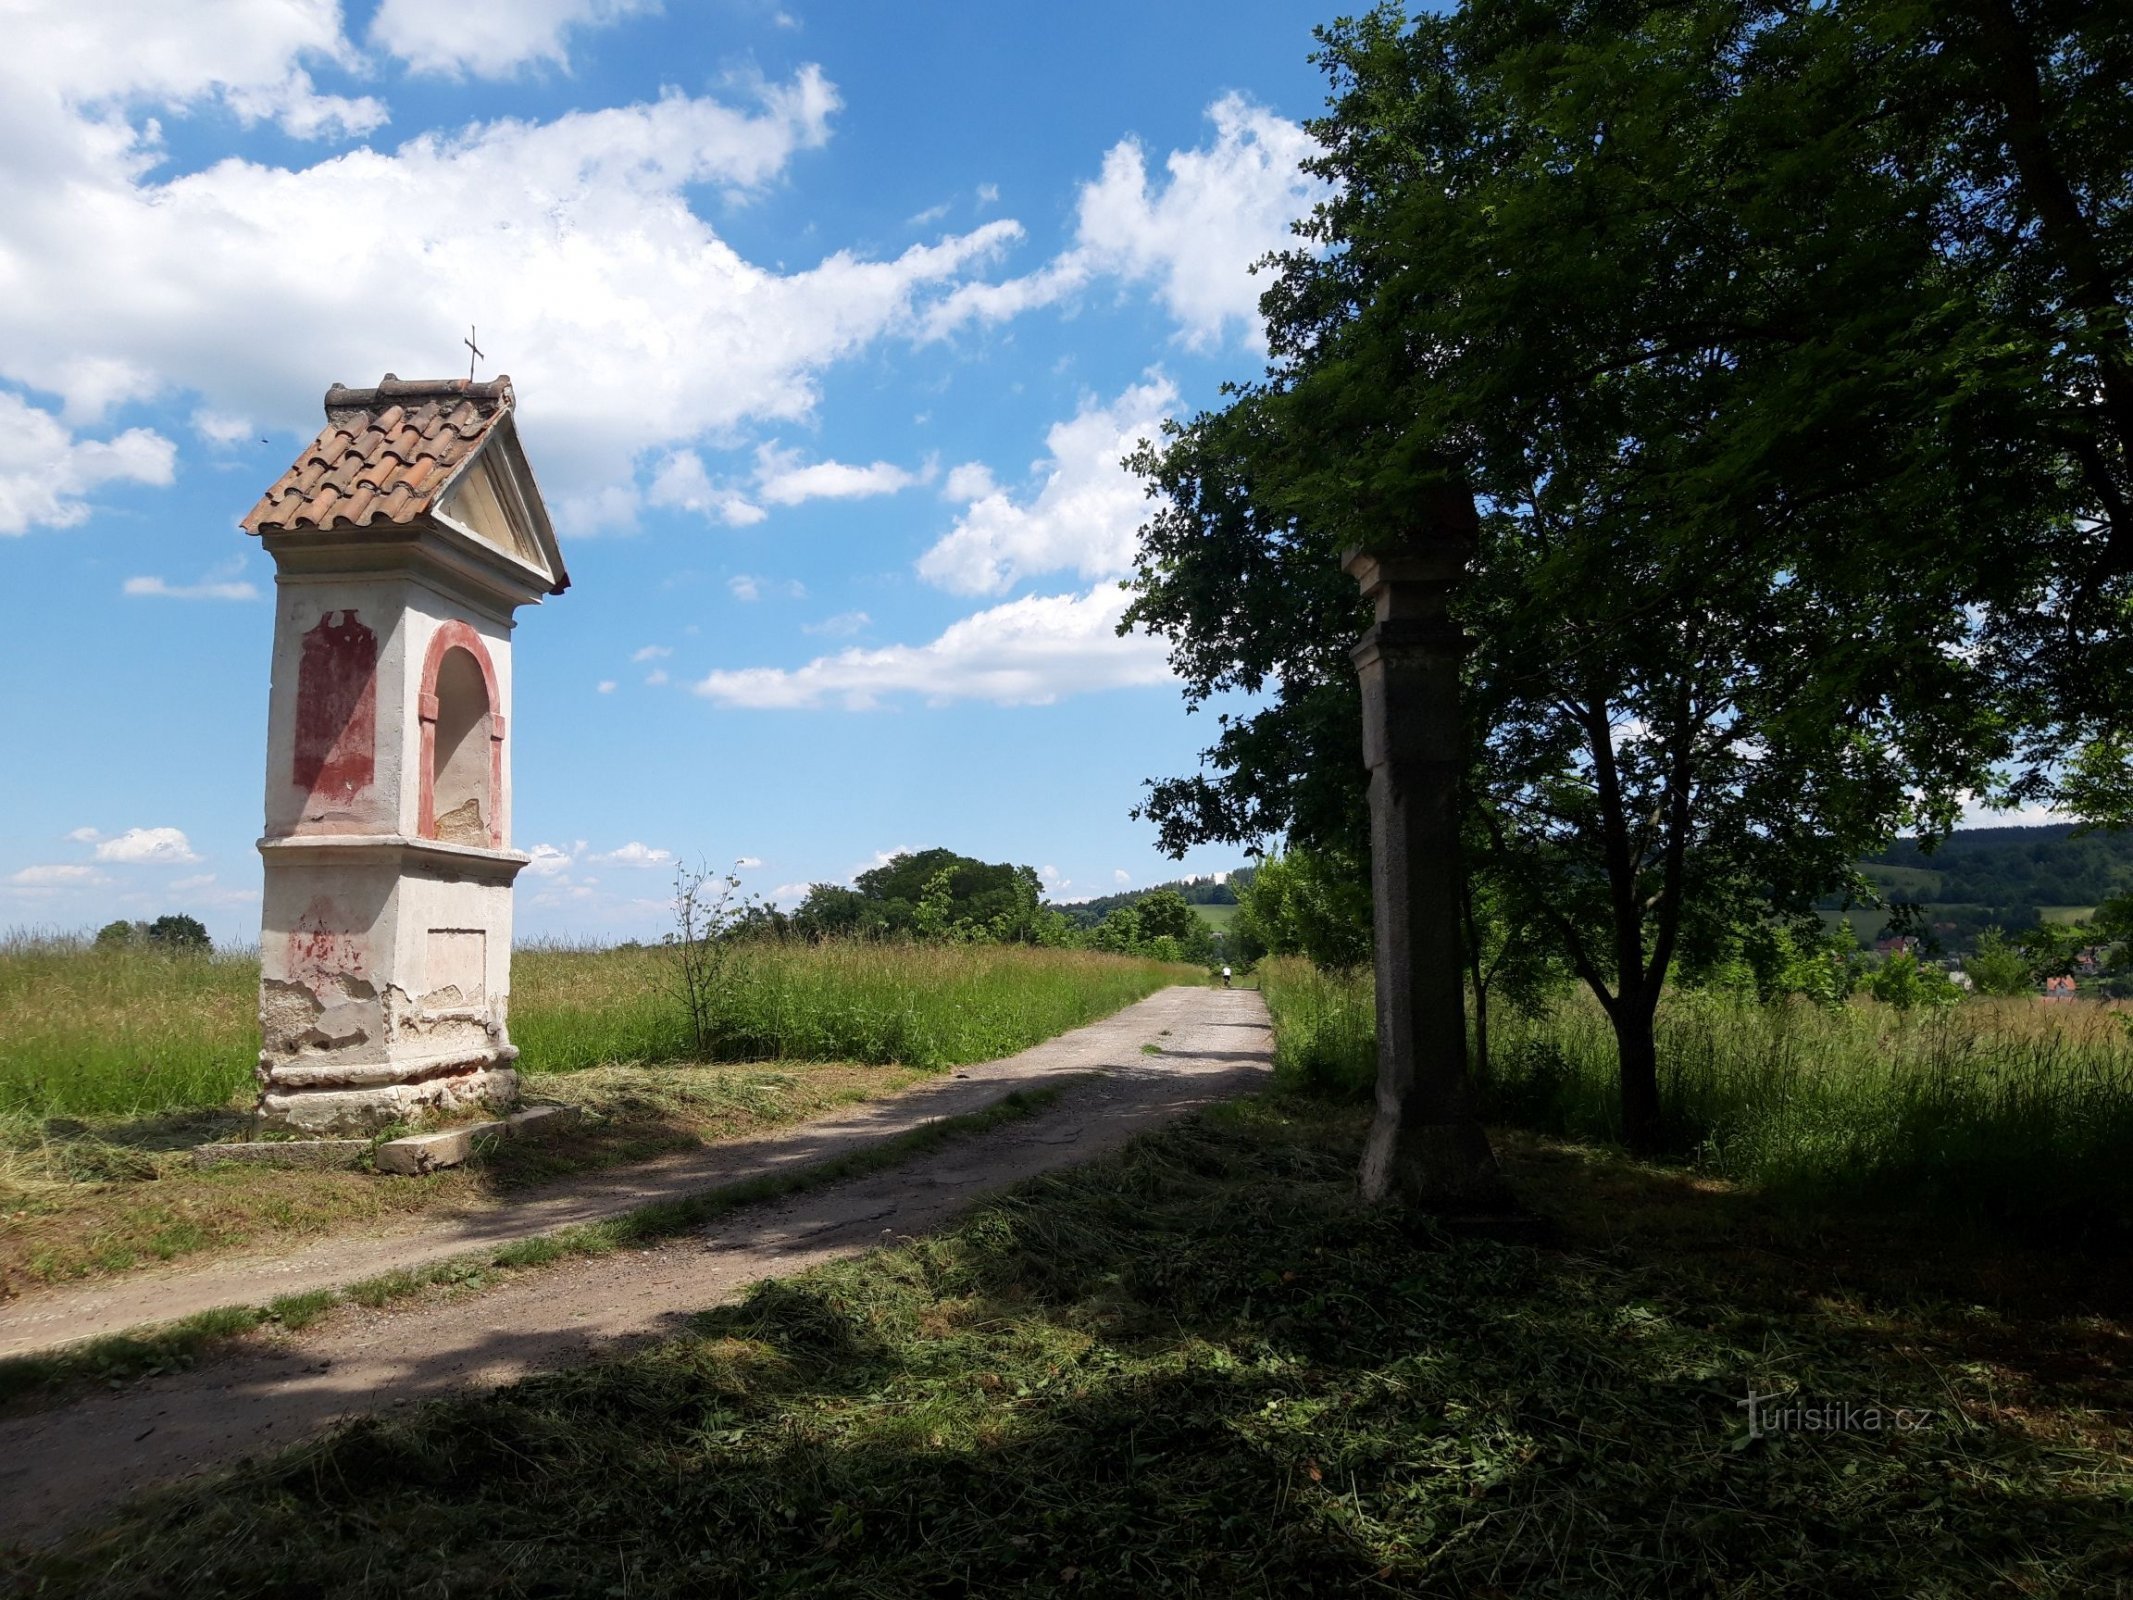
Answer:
792, 849, 1052, 945
1866, 951, 1960, 1012
1966, 928, 2035, 996
1860, 823, 2133, 915
92, 916, 212, 953
1262, 958, 2133, 1237
1234, 848, 1371, 971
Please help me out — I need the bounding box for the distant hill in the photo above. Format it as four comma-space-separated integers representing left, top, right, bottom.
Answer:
1861, 823, 2133, 911
1835, 822, 2133, 949
1051, 871, 1251, 931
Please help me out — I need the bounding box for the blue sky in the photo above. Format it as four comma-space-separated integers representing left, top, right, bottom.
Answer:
0, 0, 1350, 944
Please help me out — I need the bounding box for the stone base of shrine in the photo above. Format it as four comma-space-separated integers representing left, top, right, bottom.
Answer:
255, 1052, 521, 1136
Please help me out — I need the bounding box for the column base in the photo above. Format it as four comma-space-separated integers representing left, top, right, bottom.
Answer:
256, 1058, 521, 1136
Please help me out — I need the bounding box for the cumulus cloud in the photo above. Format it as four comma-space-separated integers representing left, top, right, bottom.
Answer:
7, 864, 109, 887
524, 843, 580, 876
630, 645, 672, 662
753, 443, 931, 506
370, 0, 656, 79
93, 826, 202, 864
802, 610, 870, 637
594, 841, 674, 867
648, 453, 767, 528
916, 376, 1176, 596
123, 574, 260, 601
926, 94, 1324, 348
596, 679, 618, 694
1073, 93, 1323, 348
0, 393, 174, 535
0, 18, 1027, 533
729, 575, 763, 602
692, 581, 1170, 710
8, 0, 385, 146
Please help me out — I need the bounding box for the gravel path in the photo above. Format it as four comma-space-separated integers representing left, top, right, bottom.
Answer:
0, 986, 1271, 1543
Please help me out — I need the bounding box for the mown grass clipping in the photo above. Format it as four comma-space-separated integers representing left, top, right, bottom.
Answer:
19, 1099, 2128, 1597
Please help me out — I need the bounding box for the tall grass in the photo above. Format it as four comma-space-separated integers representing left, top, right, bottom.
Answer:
0, 934, 1194, 1120
1257, 956, 2133, 1233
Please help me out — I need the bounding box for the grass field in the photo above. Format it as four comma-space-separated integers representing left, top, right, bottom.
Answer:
0, 936, 1196, 1120
1189, 902, 1238, 932
18, 1098, 2128, 1596
1257, 958, 2133, 1238
0, 937, 1197, 1287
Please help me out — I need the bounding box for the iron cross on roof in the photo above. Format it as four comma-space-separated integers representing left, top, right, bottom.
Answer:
463, 326, 485, 384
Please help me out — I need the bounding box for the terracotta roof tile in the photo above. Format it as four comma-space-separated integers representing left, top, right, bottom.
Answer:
241, 375, 515, 536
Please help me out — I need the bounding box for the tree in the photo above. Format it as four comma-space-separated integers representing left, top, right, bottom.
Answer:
1126, 0, 2002, 1152
792, 849, 1050, 943
1234, 849, 1371, 971
145, 914, 211, 953
1966, 927, 2035, 996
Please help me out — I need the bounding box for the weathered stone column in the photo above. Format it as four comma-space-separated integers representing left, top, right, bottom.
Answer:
1345, 494, 1505, 1208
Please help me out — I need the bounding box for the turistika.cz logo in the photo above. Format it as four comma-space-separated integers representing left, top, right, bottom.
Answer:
1739, 1389, 1939, 1440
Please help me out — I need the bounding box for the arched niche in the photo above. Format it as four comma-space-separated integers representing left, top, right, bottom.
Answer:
418, 623, 504, 847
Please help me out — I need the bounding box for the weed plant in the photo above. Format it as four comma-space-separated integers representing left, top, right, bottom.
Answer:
1257, 957, 2133, 1235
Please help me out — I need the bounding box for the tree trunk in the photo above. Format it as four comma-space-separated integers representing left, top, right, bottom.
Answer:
1612, 1001, 1663, 1157
1461, 872, 1491, 1084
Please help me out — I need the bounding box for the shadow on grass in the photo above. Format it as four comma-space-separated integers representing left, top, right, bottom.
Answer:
13, 1098, 2129, 1597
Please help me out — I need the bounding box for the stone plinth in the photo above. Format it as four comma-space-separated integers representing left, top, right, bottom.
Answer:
1345, 511, 1506, 1208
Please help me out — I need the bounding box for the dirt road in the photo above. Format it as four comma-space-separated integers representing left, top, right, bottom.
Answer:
0, 986, 1271, 1543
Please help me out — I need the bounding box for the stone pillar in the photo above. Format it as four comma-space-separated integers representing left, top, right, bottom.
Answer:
1344, 496, 1505, 1208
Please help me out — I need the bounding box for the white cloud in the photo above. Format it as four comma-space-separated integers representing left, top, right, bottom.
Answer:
1113, 869, 1131, 886
123, 574, 261, 601
649, 453, 766, 528
0, 393, 174, 535
594, 841, 674, 867
371, 0, 656, 79
597, 679, 618, 694
644, 668, 670, 686
942, 461, 998, 503
916, 376, 1176, 596
1073, 93, 1323, 348
192, 409, 255, 448
692, 581, 1171, 710
8, 864, 108, 887
0, 26, 1027, 532
524, 843, 580, 876
631, 645, 672, 662
926, 94, 1323, 349
729, 574, 763, 602
753, 443, 930, 506
734, 855, 763, 868
7, 0, 385, 145
770, 881, 810, 904
65, 827, 103, 844
802, 610, 870, 637
93, 826, 201, 864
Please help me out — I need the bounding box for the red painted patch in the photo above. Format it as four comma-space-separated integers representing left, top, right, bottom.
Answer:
294, 611, 377, 806
288, 895, 365, 985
